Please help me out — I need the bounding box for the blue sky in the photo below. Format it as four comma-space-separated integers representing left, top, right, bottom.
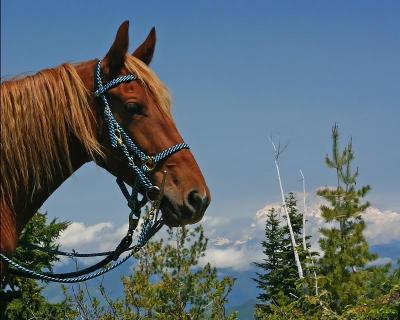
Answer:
2, 0, 400, 311
2, 1, 399, 222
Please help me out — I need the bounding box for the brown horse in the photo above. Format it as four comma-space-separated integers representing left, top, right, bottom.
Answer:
0, 21, 210, 276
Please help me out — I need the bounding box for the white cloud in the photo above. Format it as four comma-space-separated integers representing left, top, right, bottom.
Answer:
54, 190, 399, 270
254, 191, 400, 247
54, 220, 170, 266
54, 222, 129, 266
363, 208, 400, 245
234, 236, 252, 246
211, 237, 231, 246
255, 201, 281, 223
202, 216, 231, 228
200, 245, 263, 271
200, 190, 399, 270
367, 257, 393, 267
58, 222, 113, 247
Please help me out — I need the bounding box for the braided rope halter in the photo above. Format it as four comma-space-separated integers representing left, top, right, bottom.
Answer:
0, 60, 190, 283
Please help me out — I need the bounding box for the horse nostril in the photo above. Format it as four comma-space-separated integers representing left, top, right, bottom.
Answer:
187, 190, 207, 214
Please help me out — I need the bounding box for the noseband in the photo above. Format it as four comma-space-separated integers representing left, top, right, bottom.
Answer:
0, 60, 190, 283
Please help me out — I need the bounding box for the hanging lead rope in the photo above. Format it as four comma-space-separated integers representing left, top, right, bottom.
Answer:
0, 176, 165, 283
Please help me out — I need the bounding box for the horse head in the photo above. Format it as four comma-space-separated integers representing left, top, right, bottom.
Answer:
83, 21, 210, 227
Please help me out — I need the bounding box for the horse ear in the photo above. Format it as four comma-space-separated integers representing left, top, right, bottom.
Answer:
132, 27, 156, 65
104, 21, 130, 73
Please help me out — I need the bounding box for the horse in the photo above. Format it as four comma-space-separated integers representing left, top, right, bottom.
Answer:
0, 21, 211, 277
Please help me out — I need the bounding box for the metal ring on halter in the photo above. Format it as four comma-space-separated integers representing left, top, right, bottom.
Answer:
143, 157, 156, 171
146, 185, 161, 201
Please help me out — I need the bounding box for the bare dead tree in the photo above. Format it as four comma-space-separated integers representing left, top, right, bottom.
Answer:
269, 137, 304, 279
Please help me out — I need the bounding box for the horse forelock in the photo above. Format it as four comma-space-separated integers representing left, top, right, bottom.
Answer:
124, 55, 172, 117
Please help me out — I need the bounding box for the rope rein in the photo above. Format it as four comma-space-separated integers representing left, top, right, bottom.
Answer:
0, 60, 189, 283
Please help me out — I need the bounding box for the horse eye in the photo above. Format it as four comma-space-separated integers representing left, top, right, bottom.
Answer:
126, 102, 144, 115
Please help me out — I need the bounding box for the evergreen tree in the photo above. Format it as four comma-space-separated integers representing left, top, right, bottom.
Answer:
255, 125, 399, 319
253, 208, 286, 313
254, 195, 315, 318
1, 212, 74, 319
317, 124, 377, 312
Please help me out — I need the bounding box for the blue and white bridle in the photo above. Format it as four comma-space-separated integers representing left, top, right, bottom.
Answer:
94, 60, 189, 216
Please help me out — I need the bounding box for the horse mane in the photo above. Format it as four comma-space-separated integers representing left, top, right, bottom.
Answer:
0, 56, 171, 204
0, 63, 101, 204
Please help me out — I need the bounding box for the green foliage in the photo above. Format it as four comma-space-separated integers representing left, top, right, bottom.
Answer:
254, 291, 339, 320
342, 284, 400, 320
341, 261, 400, 319
253, 207, 286, 312
255, 125, 399, 319
253, 278, 400, 320
318, 124, 377, 312
1, 212, 74, 319
253, 263, 400, 320
65, 225, 238, 320
254, 194, 317, 317
281, 193, 316, 296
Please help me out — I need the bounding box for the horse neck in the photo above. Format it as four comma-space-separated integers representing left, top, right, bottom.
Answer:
1, 62, 98, 263
13, 138, 91, 232
0, 138, 90, 268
